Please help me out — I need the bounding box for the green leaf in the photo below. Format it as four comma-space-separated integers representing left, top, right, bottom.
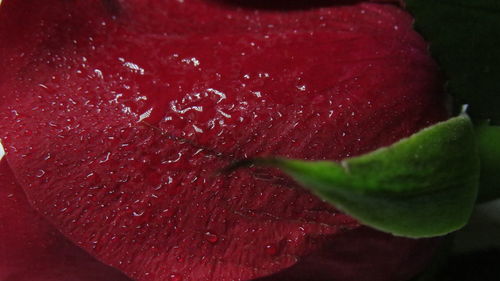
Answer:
405, 0, 500, 124
475, 124, 500, 202
233, 114, 479, 238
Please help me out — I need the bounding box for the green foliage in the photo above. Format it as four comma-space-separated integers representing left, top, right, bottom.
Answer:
406, 0, 500, 204
238, 114, 479, 238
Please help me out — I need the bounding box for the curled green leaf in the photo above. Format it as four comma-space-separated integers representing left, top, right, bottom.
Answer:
406, 0, 500, 204
230, 114, 479, 238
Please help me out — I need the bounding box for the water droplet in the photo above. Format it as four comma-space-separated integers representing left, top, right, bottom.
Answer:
133, 211, 145, 217
265, 244, 278, 256
296, 85, 307, 91
169, 273, 182, 281
35, 169, 46, 178
99, 152, 111, 163
205, 232, 219, 244
181, 57, 200, 67
123, 61, 145, 75
138, 107, 153, 122
162, 208, 176, 218
94, 69, 104, 79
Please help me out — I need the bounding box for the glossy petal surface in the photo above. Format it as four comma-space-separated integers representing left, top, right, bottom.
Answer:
0, 1, 446, 280
0, 160, 132, 281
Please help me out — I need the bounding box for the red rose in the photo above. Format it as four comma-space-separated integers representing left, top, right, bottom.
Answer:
0, 0, 446, 280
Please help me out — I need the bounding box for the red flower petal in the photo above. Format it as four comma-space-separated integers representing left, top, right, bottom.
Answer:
0, 160, 132, 281
0, 1, 446, 280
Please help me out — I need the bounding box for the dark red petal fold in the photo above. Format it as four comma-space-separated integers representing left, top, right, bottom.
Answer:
0, 0, 446, 281
0, 160, 132, 281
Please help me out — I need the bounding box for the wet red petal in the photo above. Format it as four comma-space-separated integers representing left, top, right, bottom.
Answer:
0, 1, 446, 280
0, 160, 132, 281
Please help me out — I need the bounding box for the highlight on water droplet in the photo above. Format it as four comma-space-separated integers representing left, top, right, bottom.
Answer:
133, 210, 145, 217
204, 231, 219, 244
35, 169, 46, 178
169, 273, 182, 281
162, 208, 176, 218
0, 140, 5, 160
99, 151, 111, 163
265, 244, 278, 256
